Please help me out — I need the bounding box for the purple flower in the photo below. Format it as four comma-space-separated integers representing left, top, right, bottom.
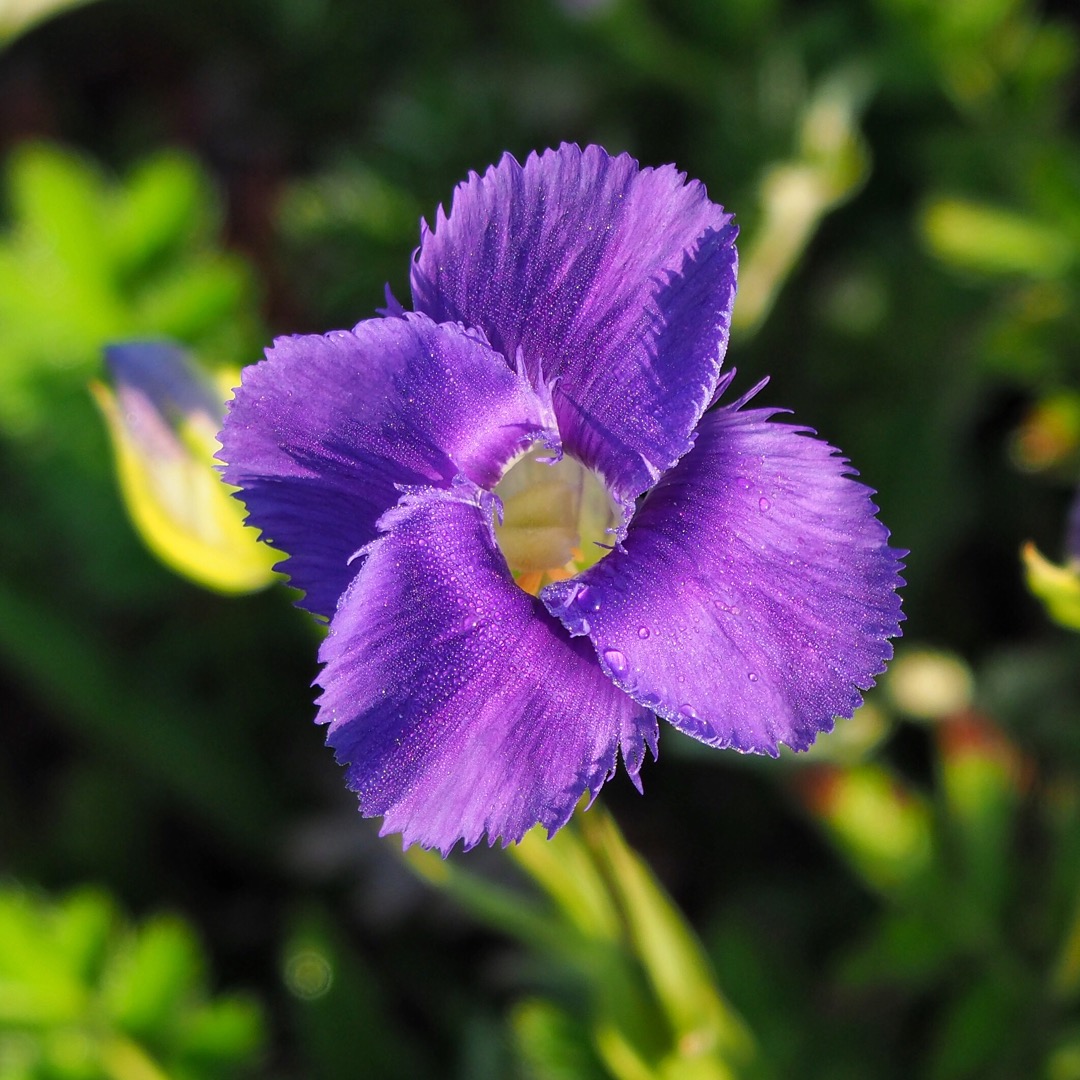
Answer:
219, 144, 904, 854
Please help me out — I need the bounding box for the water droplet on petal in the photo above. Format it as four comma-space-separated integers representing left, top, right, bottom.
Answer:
603, 648, 628, 676
574, 584, 601, 612
679, 703, 697, 718
748, 672, 759, 683
758, 497, 771, 511
637, 626, 650, 639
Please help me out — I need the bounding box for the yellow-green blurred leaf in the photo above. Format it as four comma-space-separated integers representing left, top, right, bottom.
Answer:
885, 647, 975, 722
580, 810, 754, 1080
921, 196, 1076, 278
513, 805, 622, 942
180, 997, 265, 1063
798, 763, 935, 894
0, 884, 264, 1078
1022, 540, 1080, 631
104, 917, 202, 1037
511, 999, 609, 1080
6, 144, 113, 286
733, 67, 872, 336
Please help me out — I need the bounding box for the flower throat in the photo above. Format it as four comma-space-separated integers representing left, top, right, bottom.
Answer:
493, 443, 620, 596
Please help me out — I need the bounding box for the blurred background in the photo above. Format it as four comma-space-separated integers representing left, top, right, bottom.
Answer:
2, 0, 1080, 1077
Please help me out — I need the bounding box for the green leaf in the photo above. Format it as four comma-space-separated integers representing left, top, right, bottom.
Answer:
178, 997, 265, 1065
927, 966, 1035, 1080
111, 153, 216, 277
580, 810, 755, 1080
5, 144, 114, 288
104, 917, 203, 1039
733, 66, 873, 337
921, 197, 1076, 278
797, 764, 935, 895
0, 141, 265, 440
133, 255, 256, 342
0, 890, 87, 1027
0, 884, 265, 1078
511, 999, 609, 1080
52, 891, 116, 988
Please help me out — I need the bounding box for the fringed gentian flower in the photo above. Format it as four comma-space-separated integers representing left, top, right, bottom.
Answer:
219, 144, 905, 854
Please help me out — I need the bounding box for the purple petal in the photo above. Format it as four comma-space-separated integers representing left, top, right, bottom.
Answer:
317, 482, 657, 855
218, 313, 551, 617
411, 143, 738, 502
543, 396, 905, 755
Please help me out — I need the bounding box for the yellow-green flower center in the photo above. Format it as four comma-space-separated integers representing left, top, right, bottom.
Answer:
493, 443, 621, 595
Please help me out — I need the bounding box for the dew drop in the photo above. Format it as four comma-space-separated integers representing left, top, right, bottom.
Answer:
679, 703, 697, 719
603, 648, 628, 676
713, 599, 729, 612
637, 626, 650, 639
574, 584, 602, 612
748, 672, 759, 683
758, 497, 771, 511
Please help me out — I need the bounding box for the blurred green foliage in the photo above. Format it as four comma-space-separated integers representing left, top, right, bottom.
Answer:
0, 885, 263, 1079
0, 143, 261, 439
409, 805, 754, 1080
2, 0, 1080, 1077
